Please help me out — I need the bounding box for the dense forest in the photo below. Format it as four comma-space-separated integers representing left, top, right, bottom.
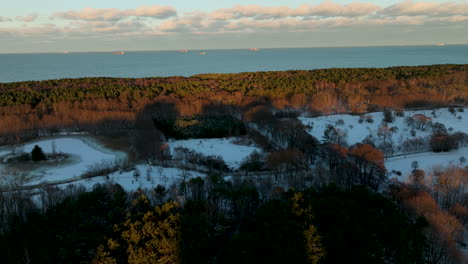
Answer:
0, 64, 466, 146
0, 65, 467, 263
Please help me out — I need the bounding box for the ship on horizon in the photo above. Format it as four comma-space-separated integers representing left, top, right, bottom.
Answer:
112, 51, 125, 55
178, 49, 188, 53
249, 48, 260, 51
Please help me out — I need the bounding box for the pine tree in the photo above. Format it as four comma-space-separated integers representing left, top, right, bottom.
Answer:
31, 145, 46, 162
93, 198, 181, 264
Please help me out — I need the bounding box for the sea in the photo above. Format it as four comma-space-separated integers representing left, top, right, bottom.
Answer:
0, 45, 467, 83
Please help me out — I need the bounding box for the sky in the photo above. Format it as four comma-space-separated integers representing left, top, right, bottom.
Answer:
0, 0, 467, 53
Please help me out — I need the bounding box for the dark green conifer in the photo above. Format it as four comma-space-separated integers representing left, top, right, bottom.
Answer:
31, 145, 46, 162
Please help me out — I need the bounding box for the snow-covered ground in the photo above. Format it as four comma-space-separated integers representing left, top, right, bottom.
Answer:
385, 147, 468, 181
299, 108, 467, 147
301, 108, 468, 181
0, 137, 127, 185
1, 108, 465, 192
168, 137, 261, 169
57, 164, 205, 191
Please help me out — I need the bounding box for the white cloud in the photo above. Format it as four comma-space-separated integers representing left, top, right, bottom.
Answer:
209, 2, 381, 20
381, 1, 468, 16
52, 5, 176, 21
0, 24, 59, 36
307, 1, 381, 17
132, 6, 178, 19
0, 16, 12, 22
2, 1, 467, 39
210, 5, 292, 20
16, 13, 39, 22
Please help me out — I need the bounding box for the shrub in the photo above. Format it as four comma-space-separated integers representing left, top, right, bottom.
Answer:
240, 151, 265, 172
383, 109, 394, 123
432, 122, 447, 134
430, 134, 458, 152
336, 119, 345, 126
395, 109, 405, 117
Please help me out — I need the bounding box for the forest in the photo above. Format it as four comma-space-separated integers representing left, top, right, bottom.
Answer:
0, 64, 467, 264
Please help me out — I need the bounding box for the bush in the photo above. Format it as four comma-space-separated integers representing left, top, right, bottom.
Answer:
395, 109, 405, 117
81, 159, 128, 179
383, 109, 394, 123
240, 151, 265, 172
31, 145, 46, 162
430, 134, 458, 152
336, 119, 345, 126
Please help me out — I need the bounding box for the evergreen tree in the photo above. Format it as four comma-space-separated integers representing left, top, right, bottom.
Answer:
31, 145, 46, 162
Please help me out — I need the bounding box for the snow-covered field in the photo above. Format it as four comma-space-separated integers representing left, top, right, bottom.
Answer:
299, 108, 467, 147
58, 164, 205, 191
300, 108, 468, 180
0, 137, 127, 185
1, 136, 256, 192
386, 147, 468, 181
168, 137, 261, 169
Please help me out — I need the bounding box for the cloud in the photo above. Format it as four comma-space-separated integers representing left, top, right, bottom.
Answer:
210, 5, 292, 20
307, 1, 381, 17
381, 1, 468, 16
2, 1, 468, 39
132, 6, 177, 18
52, 5, 176, 21
16, 13, 39, 22
209, 2, 381, 20
0, 16, 12, 22
61, 20, 153, 37
0, 24, 59, 36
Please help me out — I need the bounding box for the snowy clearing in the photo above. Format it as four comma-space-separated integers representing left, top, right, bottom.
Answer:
0, 137, 127, 185
57, 164, 205, 192
385, 147, 468, 182
168, 137, 261, 169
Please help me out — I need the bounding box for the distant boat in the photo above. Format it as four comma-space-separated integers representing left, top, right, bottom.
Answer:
178, 49, 188, 53
113, 51, 125, 55
62, 51, 70, 54
197, 52, 206, 55
249, 48, 260, 51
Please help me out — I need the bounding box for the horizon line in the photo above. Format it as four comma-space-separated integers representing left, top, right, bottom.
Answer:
1, 43, 467, 55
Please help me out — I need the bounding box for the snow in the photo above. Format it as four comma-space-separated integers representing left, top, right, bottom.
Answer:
168, 137, 261, 169
299, 108, 468, 147
385, 147, 468, 182
0, 137, 127, 185
57, 164, 205, 191
1, 108, 465, 191
300, 108, 468, 182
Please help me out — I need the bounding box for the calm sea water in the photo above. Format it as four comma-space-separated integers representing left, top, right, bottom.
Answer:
0, 45, 467, 83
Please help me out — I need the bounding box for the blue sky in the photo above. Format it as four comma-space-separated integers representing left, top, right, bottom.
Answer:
0, 0, 467, 53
